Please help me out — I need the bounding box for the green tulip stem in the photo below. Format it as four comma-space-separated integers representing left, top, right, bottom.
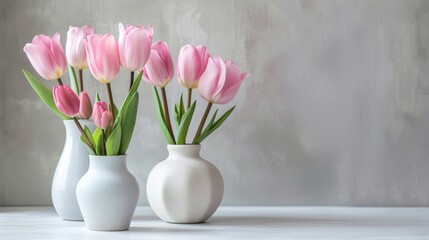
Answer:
161, 87, 175, 142
187, 88, 192, 110
129, 71, 134, 91
73, 117, 95, 153
106, 83, 115, 121
57, 78, 63, 86
78, 69, 83, 93
193, 102, 213, 143
101, 129, 106, 155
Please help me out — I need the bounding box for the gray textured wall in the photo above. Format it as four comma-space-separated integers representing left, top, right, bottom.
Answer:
1, 0, 429, 206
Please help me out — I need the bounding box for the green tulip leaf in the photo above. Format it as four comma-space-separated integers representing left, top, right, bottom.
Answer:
83, 125, 95, 148
106, 124, 121, 156
95, 92, 101, 102
68, 65, 79, 94
92, 127, 103, 155
22, 70, 71, 120
194, 106, 235, 144
117, 71, 142, 124
176, 100, 196, 144
174, 103, 180, 129
174, 94, 185, 129
119, 92, 139, 154
152, 87, 175, 144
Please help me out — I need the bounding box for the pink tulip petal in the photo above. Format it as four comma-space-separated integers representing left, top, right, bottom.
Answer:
100, 111, 113, 129
152, 41, 174, 77
118, 23, 127, 66
211, 55, 227, 98
196, 45, 210, 77
50, 32, 67, 76
144, 50, 169, 87
212, 80, 243, 104
122, 27, 151, 71
53, 85, 80, 117
198, 57, 221, 102
23, 44, 58, 80
177, 45, 201, 88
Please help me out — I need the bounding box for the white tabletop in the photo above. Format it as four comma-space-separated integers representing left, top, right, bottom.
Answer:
0, 207, 428, 240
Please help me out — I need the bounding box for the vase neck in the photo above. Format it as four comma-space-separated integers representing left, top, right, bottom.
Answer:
89, 155, 128, 171
63, 119, 95, 136
167, 145, 201, 158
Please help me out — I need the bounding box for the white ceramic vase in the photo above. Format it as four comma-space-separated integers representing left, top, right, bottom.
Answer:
51, 120, 95, 221
76, 155, 139, 231
147, 144, 224, 223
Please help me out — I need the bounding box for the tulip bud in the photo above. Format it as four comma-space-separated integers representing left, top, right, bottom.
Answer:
84, 34, 121, 84
78, 91, 92, 119
92, 102, 113, 129
23, 33, 67, 80
142, 41, 174, 87
66, 26, 93, 70
53, 85, 80, 117
177, 44, 209, 89
118, 23, 153, 72
198, 55, 248, 104
100, 111, 114, 129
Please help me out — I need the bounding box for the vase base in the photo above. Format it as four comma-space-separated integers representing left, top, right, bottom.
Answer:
86, 227, 129, 232
61, 218, 84, 222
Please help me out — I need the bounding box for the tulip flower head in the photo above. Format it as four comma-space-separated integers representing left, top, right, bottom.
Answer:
84, 34, 121, 84
53, 85, 80, 117
118, 23, 153, 72
66, 26, 93, 70
78, 91, 92, 119
177, 44, 210, 89
198, 55, 248, 105
143, 41, 174, 87
23, 33, 67, 80
92, 102, 113, 129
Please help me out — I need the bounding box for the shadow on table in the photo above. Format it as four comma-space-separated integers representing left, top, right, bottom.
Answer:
205, 215, 399, 227
129, 226, 209, 233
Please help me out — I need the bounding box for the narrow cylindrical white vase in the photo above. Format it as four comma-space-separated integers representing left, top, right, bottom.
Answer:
76, 155, 139, 231
147, 144, 224, 223
51, 120, 95, 221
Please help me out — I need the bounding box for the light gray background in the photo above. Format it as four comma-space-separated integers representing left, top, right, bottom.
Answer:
1, 0, 429, 206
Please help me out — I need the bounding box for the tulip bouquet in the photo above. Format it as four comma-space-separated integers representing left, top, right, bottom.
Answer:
143, 43, 248, 144
22, 23, 150, 156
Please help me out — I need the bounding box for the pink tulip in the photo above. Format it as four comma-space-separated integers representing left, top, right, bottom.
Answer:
84, 34, 121, 84
177, 44, 209, 89
23, 33, 67, 80
53, 85, 80, 117
118, 23, 153, 72
142, 41, 174, 87
78, 91, 92, 119
92, 102, 113, 129
198, 55, 248, 104
66, 25, 93, 70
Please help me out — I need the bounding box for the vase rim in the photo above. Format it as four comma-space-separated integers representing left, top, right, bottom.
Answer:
89, 154, 127, 159
167, 144, 201, 146
167, 144, 201, 149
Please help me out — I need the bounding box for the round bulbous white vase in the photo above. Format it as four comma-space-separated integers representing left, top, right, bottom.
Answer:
76, 155, 139, 231
51, 120, 95, 221
147, 144, 224, 224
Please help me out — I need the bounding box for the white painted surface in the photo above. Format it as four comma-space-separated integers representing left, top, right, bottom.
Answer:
0, 207, 428, 239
